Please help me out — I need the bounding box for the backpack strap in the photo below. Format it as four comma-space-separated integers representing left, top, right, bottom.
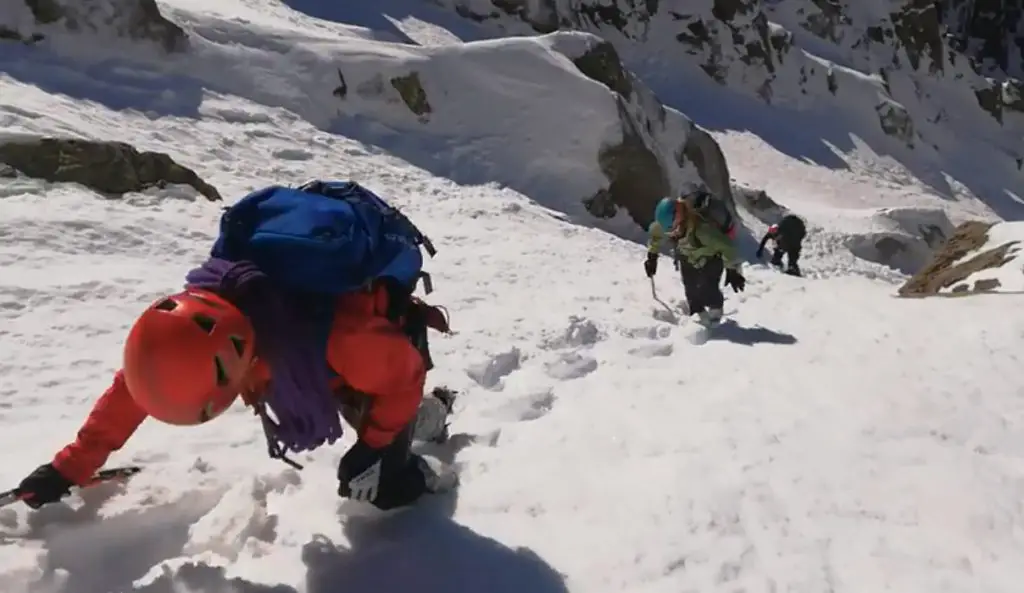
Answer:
296, 180, 438, 294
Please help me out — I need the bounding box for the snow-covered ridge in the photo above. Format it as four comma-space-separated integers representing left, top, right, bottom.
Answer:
0, 0, 751, 239
432, 0, 1024, 223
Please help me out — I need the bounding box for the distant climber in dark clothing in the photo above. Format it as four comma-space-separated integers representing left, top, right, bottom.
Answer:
756, 214, 806, 277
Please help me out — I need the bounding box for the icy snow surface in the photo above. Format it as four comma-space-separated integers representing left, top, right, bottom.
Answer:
1, 1, 1024, 592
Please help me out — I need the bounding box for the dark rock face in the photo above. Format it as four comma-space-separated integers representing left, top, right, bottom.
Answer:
573, 42, 670, 227
937, 0, 1023, 80
0, 137, 221, 201
390, 72, 433, 118
568, 40, 736, 229
437, 0, 1023, 173
1, 0, 188, 52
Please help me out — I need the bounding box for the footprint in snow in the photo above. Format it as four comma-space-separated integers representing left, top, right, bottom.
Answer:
465, 347, 521, 391
271, 148, 314, 161
543, 351, 597, 380
540, 316, 603, 350
489, 389, 555, 422
620, 325, 672, 340
627, 342, 674, 358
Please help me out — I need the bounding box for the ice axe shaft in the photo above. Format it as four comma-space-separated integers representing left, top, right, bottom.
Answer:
0, 465, 142, 509
649, 277, 675, 315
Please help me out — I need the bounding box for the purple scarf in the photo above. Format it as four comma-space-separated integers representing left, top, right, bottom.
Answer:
185, 258, 343, 459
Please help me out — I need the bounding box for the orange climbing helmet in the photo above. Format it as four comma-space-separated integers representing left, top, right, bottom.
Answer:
123, 289, 255, 426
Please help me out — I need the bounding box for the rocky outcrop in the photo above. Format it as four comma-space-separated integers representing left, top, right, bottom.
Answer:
876, 97, 915, 146
681, 126, 734, 211
898, 221, 1020, 296
437, 0, 1023, 181
973, 76, 1024, 122
839, 207, 955, 274
937, 0, 1023, 80
0, 137, 221, 201
564, 39, 733, 228
732, 183, 788, 224
0, 0, 188, 52
326, 31, 713, 232
390, 72, 432, 118
571, 41, 670, 226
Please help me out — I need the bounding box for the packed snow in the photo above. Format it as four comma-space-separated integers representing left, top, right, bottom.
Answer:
2, 1, 1024, 593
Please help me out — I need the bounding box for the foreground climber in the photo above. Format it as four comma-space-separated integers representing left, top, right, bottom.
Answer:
756, 213, 807, 277
17, 180, 458, 511
645, 186, 745, 327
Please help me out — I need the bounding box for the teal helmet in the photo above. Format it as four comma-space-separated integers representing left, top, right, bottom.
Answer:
654, 197, 676, 230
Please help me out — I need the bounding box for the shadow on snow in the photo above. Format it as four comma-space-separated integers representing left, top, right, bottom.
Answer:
0, 435, 566, 593
641, 67, 1024, 221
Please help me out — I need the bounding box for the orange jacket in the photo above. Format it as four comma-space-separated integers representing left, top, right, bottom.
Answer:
51, 288, 429, 485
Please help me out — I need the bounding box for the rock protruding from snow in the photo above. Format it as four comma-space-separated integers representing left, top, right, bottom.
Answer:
844, 207, 956, 275
681, 125, 736, 213
553, 37, 703, 228
569, 39, 670, 224
0, 0, 188, 51
390, 72, 432, 118
898, 220, 1024, 296
937, 0, 1023, 80
0, 136, 222, 201
731, 182, 788, 224
439, 0, 1024, 201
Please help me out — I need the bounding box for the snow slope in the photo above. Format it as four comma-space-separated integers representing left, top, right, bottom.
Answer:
0, 0, 699, 239
2, 3, 1024, 593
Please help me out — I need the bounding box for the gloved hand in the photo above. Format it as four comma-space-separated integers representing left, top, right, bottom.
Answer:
755, 246, 764, 259
644, 253, 658, 278
724, 268, 746, 292
17, 463, 74, 509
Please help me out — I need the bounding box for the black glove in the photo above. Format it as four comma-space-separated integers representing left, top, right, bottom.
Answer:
338, 438, 430, 510
724, 268, 746, 292
644, 253, 658, 277
17, 463, 74, 509
338, 440, 386, 504
755, 246, 764, 259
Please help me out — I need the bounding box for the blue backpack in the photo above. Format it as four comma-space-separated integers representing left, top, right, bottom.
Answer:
210, 180, 436, 297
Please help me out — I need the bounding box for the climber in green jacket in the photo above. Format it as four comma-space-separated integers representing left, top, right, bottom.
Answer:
644, 187, 745, 327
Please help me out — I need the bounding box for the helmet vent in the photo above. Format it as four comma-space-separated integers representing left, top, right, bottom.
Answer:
192, 313, 217, 334
229, 335, 247, 357
213, 355, 230, 387
154, 298, 178, 312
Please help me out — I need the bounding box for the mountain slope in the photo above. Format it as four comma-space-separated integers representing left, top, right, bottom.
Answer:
1, 2, 1024, 593
3, 79, 1024, 593
431, 0, 1024, 222
0, 0, 737, 240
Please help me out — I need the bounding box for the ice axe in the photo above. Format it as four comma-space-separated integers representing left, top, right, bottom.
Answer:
0, 465, 142, 509
649, 277, 676, 317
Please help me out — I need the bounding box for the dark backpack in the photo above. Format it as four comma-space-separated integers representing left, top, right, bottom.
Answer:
691, 191, 736, 238
777, 214, 806, 241
210, 180, 436, 298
